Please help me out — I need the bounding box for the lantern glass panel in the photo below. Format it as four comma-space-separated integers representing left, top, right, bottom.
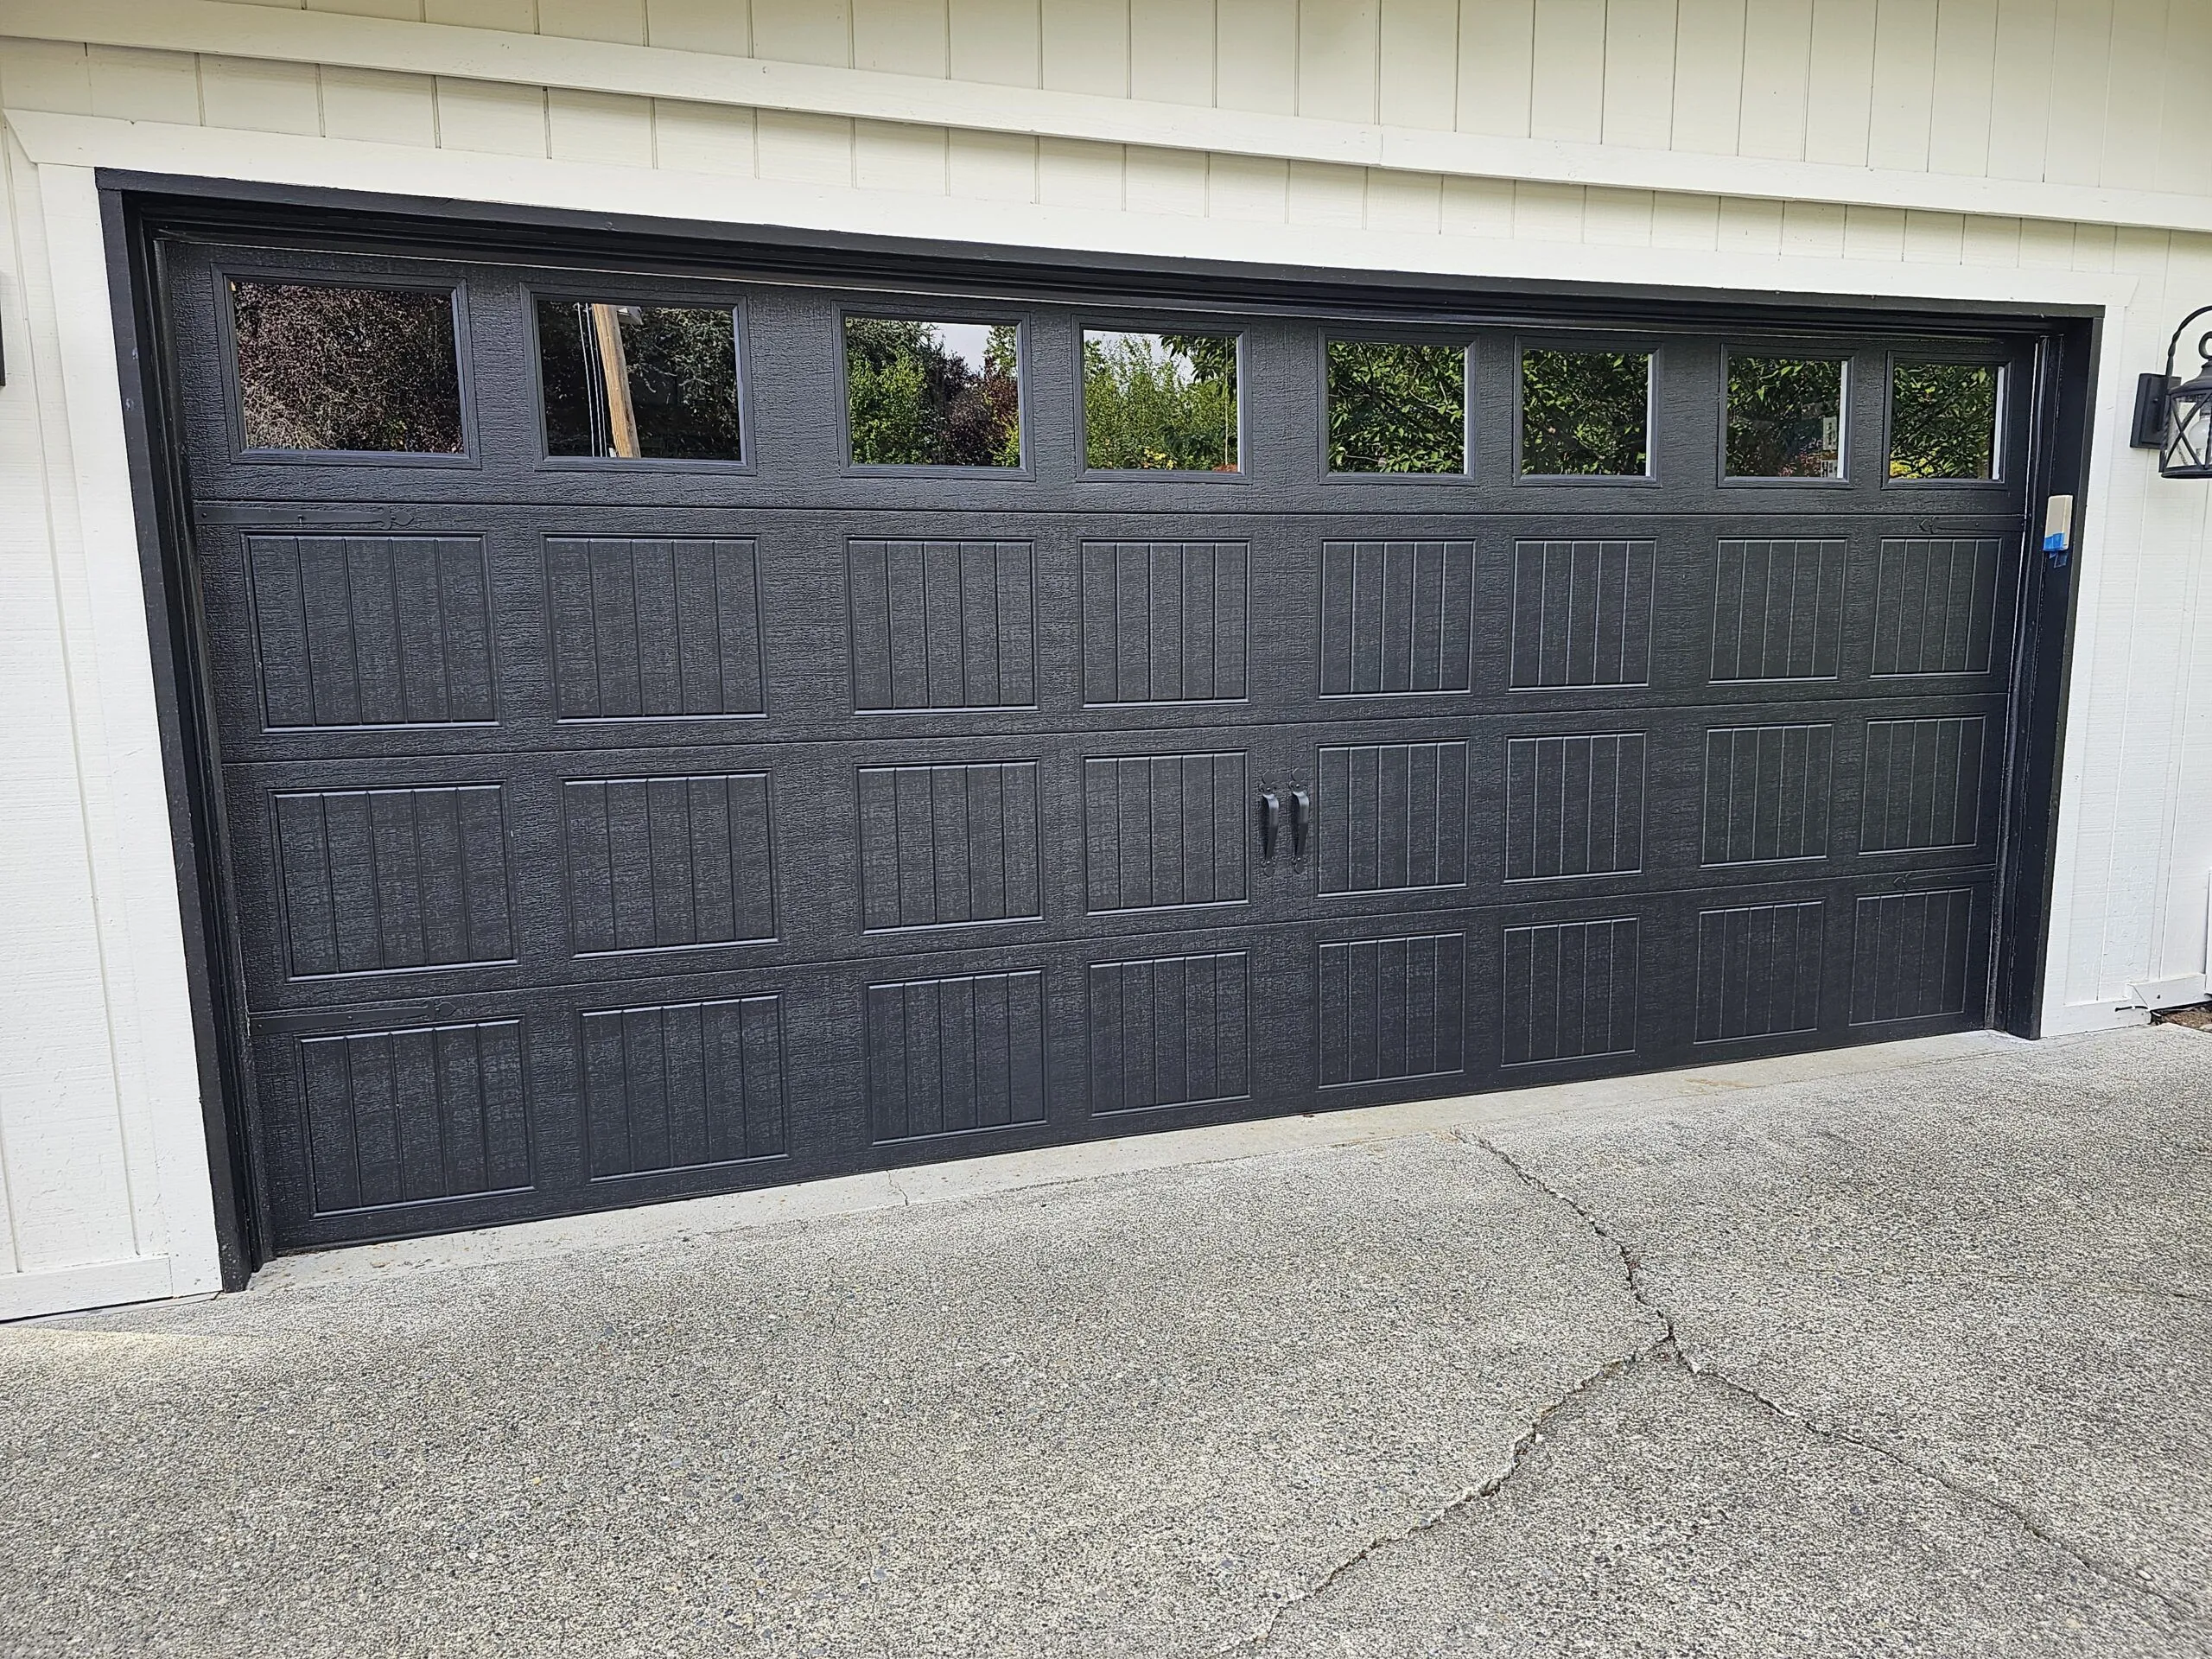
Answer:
2164, 377, 2212, 478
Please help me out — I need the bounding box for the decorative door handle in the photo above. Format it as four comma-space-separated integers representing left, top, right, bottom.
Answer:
1287, 787, 1311, 859
1257, 789, 1282, 860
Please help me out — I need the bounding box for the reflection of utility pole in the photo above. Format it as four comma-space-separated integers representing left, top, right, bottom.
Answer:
588, 302, 640, 458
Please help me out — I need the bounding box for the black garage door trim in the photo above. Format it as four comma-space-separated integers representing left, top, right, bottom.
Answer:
99, 177, 2094, 1287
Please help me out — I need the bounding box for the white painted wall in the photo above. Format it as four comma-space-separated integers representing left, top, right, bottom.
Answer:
1, 0, 2207, 1317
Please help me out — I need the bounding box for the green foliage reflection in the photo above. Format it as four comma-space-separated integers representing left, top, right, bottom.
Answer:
1888, 362, 1998, 480
1726, 356, 1843, 478
845, 318, 1021, 467
1327, 340, 1465, 474
1083, 331, 1239, 471
1521, 349, 1649, 476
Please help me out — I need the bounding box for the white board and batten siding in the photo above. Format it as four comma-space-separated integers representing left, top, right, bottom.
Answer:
0, 0, 2208, 1318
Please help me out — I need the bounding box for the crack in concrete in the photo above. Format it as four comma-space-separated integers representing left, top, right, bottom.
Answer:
1466, 1133, 2208, 1632
1210, 1337, 1667, 1656
1222, 1130, 2204, 1652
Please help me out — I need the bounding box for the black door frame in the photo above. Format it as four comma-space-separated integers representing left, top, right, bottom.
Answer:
98, 172, 2098, 1288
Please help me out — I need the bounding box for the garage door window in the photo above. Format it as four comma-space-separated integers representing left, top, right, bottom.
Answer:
1889, 360, 2000, 480
1325, 339, 1468, 475
844, 316, 1022, 468
229, 278, 463, 454
1726, 355, 1846, 480
536, 298, 744, 462
1520, 347, 1651, 477
1083, 329, 1241, 473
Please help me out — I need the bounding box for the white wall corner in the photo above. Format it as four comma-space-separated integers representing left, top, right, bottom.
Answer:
22, 157, 222, 1295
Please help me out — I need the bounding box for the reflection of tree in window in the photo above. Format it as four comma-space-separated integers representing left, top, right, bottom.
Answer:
1521, 349, 1649, 476
538, 299, 743, 461
231, 281, 463, 453
1083, 331, 1238, 471
1889, 362, 1997, 480
1727, 356, 1844, 478
845, 319, 1020, 467
1328, 340, 1465, 474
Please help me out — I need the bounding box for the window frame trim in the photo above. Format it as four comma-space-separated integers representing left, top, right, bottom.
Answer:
834, 304, 1035, 480
1075, 319, 1251, 483
1510, 335, 1662, 486
214, 260, 481, 469
1881, 349, 2012, 488
522, 283, 757, 475
1716, 347, 1854, 488
1316, 330, 1475, 483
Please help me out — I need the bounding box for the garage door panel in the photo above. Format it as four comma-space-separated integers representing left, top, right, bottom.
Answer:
1477, 708, 1694, 893
225, 774, 524, 1001
1847, 885, 1985, 1027
1317, 536, 1482, 698
1866, 534, 2018, 680
1482, 874, 1993, 1077
168, 239, 2034, 1250
254, 1012, 547, 1241
1085, 946, 1259, 1117
1691, 896, 1832, 1044
226, 741, 826, 1007
1497, 912, 1646, 1071
838, 941, 1089, 1154
1082, 747, 1255, 914
195, 520, 534, 763
1499, 533, 1663, 692
195, 515, 789, 762
220, 705, 2004, 1016
249, 956, 871, 1247
1458, 519, 1893, 709
1315, 925, 1474, 1091
830, 733, 1301, 944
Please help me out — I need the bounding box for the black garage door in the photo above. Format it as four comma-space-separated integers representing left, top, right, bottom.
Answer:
161, 238, 2034, 1251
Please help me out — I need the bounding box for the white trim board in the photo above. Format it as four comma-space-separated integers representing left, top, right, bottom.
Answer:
2, 0, 2209, 238
2, 111, 2144, 316
0, 1253, 174, 1322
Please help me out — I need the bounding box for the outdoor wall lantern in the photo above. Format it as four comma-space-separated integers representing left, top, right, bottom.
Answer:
2133, 306, 2212, 479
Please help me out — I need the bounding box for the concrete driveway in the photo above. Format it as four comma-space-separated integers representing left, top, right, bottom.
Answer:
4, 1024, 2209, 1657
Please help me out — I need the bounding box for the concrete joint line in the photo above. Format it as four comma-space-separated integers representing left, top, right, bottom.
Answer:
1463, 1134, 2209, 1634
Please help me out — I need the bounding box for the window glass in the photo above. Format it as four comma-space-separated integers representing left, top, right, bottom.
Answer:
844, 317, 1021, 467
1083, 330, 1239, 472
1521, 348, 1650, 476
1726, 355, 1845, 478
1327, 340, 1466, 474
1889, 361, 1999, 480
231, 279, 462, 454
537, 299, 742, 461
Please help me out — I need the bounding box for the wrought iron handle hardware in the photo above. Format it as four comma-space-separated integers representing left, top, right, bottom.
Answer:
1257, 789, 1282, 860
1287, 787, 1312, 859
